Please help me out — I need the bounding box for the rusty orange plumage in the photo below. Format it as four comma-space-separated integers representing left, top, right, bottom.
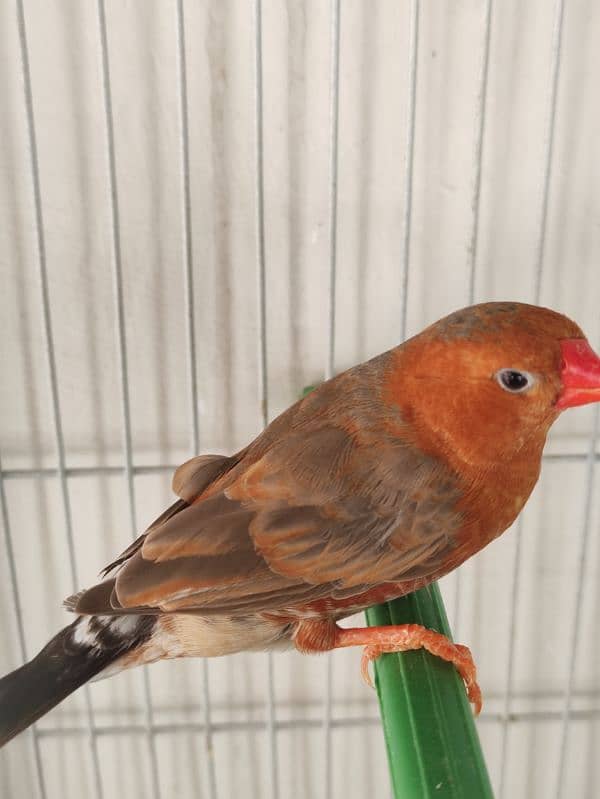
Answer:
2, 301, 600, 745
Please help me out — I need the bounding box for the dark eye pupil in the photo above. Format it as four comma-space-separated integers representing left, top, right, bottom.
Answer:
501, 370, 528, 391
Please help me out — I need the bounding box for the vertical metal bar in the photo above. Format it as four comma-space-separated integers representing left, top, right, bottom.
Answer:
326, 0, 340, 384
175, 2, 217, 796
200, 663, 216, 797
177, 0, 199, 457
96, 4, 161, 797
0, 454, 47, 799
466, 0, 493, 306
555, 406, 599, 797
323, 3, 341, 796
497, 515, 524, 799
15, 2, 103, 796
265, 649, 278, 799
255, 0, 269, 430
533, 0, 565, 301
254, 3, 278, 798
455, 0, 493, 655
322, 655, 333, 799
399, 0, 419, 342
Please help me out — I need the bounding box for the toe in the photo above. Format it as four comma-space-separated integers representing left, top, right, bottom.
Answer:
360, 645, 382, 688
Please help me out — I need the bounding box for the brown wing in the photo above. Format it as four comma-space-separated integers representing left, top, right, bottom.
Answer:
72, 361, 463, 618
105, 424, 462, 615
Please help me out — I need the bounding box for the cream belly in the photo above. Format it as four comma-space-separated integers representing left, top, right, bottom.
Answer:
96, 613, 294, 680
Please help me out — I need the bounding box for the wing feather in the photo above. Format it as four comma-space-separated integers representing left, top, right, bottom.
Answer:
72, 374, 463, 619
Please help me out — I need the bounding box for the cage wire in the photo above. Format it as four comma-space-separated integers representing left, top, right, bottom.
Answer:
1, 2, 600, 798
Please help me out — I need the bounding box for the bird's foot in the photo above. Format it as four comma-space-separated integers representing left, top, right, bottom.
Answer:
338, 623, 482, 716
294, 619, 481, 715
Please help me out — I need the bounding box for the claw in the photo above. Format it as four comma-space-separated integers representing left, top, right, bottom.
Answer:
360, 645, 382, 688
297, 620, 484, 714
333, 624, 483, 714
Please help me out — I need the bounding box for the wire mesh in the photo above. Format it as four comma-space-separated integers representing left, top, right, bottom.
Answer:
1, 3, 600, 798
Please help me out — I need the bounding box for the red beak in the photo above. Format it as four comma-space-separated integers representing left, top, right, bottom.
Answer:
557, 339, 600, 410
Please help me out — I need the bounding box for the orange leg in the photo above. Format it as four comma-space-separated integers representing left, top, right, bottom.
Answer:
294, 620, 482, 716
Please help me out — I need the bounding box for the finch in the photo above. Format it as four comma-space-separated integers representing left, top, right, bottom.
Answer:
2, 301, 600, 745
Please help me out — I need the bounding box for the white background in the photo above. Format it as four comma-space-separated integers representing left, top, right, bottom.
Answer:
1, 2, 599, 797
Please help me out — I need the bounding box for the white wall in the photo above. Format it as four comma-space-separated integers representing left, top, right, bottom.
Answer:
1, 2, 600, 797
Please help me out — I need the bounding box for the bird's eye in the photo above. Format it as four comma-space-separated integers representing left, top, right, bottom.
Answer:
495, 369, 535, 394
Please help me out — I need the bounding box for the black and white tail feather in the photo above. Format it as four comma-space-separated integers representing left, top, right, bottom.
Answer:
0, 613, 155, 747
0, 497, 192, 746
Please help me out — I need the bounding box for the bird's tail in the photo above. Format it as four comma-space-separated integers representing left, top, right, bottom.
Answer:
0, 613, 155, 747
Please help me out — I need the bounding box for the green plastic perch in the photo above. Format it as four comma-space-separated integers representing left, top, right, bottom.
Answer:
365, 583, 494, 798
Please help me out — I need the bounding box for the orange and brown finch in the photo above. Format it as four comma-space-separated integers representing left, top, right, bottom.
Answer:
2, 301, 600, 746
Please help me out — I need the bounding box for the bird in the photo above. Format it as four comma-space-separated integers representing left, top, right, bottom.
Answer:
2, 300, 600, 747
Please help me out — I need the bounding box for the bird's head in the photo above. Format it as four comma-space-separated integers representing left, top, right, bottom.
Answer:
388, 302, 600, 469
